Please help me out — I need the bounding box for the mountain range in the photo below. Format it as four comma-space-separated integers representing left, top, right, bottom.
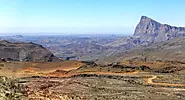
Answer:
1, 16, 185, 63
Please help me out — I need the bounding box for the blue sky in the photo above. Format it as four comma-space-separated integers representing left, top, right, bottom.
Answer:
0, 0, 185, 35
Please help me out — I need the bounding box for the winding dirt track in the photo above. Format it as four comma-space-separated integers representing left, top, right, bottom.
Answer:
147, 75, 185, 87
146, 75, 185, 91
45, 69, 185, 90
65, 71, 185, 90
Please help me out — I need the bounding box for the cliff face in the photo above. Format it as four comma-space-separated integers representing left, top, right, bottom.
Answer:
0, 40, 58, 62
98, 16, 185, 64
134, 16, 185, 43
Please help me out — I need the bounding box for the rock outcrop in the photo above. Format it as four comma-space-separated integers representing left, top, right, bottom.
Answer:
134, 16, 185, 44
106, 16, 185, 49
0, 40, 58, 62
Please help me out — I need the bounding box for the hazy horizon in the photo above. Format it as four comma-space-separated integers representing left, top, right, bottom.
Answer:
0, 0, 185, 35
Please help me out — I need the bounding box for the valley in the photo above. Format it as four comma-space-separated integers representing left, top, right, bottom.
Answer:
0, 16, 185, 100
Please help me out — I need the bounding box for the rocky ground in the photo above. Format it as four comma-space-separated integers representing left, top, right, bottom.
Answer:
25, 72, 185, 100
0, 61, 185, 100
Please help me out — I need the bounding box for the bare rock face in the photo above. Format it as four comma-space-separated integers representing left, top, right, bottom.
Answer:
134, 16, 185, 43
99, 16, 185, 64
0, 40, 58, 62
105, 16, 185, 50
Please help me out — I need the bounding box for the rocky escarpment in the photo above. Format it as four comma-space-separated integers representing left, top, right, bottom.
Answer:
134, 16, 185, 44
0, 40, 58, 62
105, 16, 185, 51
99, 16, 185, 64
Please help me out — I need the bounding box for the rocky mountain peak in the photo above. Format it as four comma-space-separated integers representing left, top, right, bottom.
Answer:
134, 16, 185, 43
134, 16, 162, 36
140, 16, 153, 21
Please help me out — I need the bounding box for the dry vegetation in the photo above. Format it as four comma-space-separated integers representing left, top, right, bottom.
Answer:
0, 76, 26, 100
0, 60, 185, 100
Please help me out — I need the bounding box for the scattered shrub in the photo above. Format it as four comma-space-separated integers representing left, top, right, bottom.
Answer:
0, 76, 27, 100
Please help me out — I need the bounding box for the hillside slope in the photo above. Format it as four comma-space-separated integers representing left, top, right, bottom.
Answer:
120, 37, 185, 62
0, 40, 58, 62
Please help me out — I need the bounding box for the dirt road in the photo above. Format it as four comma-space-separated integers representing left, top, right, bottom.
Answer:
147, 75, 185, 86
70, 72, 185, 89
